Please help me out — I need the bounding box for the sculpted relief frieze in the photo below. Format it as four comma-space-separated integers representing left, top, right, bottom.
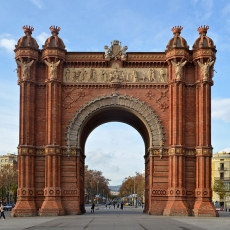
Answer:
63, 67, 168, 84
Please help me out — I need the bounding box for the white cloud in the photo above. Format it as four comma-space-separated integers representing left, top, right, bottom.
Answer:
86, 149, 115, 166
0, 35, 16, 52
30, 0, 42, 9
36, 32, 49, 47
212, 98, 230, 123
222, 147, 230, 153
85, 123, 145, 185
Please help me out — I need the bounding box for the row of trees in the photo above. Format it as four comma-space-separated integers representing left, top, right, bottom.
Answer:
84, 165, 111, 203
119, 172, 145, 199
0, 164, 18, 203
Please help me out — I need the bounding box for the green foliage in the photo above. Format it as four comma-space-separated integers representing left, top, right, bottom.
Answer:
213, 180, 229, 199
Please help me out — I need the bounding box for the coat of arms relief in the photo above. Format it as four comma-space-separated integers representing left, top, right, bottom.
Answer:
104, 40, 128, 59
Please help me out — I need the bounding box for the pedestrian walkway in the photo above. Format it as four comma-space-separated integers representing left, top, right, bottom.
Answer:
1, 205, 230, 230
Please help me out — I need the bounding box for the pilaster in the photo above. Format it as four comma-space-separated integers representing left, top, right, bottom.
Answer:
193, 148, 217, 216
77, 147, 86, 214
163, 147, 189, 216
146, 147, 154, 214
193, 47, 217, 216
11, 147, 37, 216
164, 54, 189, 215
39, 60, 64, 215
12, 41, 38, 216
39, 146, 65, 216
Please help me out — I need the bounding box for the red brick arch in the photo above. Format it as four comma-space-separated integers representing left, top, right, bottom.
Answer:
12, 27, 217, 217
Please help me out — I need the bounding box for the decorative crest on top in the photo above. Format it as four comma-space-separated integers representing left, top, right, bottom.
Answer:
197, 25, 209, 35
172, 26, 183, 34
104, 40, 128, 60
49, 25, 61, 35
22, 25, 34, 35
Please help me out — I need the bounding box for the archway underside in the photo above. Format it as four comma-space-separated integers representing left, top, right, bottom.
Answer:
80, 107, 150, 152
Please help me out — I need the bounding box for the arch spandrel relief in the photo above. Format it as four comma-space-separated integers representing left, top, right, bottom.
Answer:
63, 67, 168, 83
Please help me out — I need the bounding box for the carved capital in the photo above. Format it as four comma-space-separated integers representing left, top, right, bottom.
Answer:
44, 146, 61, 155
195, 148, 212, 156
168, 147, 185, 155
18, 146, 35, 156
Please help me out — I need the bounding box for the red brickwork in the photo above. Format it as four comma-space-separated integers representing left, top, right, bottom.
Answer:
11, 25, 218, 217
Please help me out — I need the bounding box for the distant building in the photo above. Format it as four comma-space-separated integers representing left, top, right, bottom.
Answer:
212, 151, 230, 208
0, 153, 17, 169
142, 170, 145, 178
109, 185, 121, 196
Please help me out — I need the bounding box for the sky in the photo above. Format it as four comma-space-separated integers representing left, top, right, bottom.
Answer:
0, 0, 230, 186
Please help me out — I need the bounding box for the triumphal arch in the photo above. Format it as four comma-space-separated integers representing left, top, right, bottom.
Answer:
12, 25, 218, 217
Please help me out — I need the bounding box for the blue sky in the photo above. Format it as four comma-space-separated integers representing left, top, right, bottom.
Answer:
0, 0, 230, 185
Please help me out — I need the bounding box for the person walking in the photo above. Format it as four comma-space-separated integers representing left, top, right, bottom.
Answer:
120, 202, 123, 210
142, 202, 144, 209
91, 202, 95, 213
0, 203, 5, 220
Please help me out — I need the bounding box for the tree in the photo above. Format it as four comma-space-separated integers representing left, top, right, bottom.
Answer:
119, 172, 145, 201
0, 164, 18, 203
213, 180, 229, 200
84, 165, 110, 203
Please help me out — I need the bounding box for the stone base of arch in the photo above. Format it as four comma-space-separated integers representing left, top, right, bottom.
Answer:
147, 198, 168, 215
193, 200, 218, 217
11, 199, 37, 217
38, 197, 65, 216
163, 198, 190, 216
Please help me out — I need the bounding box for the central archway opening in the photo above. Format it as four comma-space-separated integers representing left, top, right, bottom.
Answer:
85, 122, 145, 209
67, 94, 164, 214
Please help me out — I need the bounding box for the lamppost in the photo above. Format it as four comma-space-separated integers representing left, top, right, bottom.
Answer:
97, 181, 99, 204
134, 177, 137, 208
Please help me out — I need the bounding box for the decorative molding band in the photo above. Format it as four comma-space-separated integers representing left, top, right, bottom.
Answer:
153, 149, 168, 156
196, 149, 212, 156
63, 67, 168, 84
62, 83, 168, 89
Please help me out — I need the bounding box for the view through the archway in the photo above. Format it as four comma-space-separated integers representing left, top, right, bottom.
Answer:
85, 122, 145, 208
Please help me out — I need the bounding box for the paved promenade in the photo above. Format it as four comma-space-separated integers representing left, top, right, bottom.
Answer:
1, 205, 230, 230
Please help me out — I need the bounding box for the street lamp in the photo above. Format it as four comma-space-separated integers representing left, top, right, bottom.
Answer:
97, 181, 99, 204
133, 177, 137, 208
